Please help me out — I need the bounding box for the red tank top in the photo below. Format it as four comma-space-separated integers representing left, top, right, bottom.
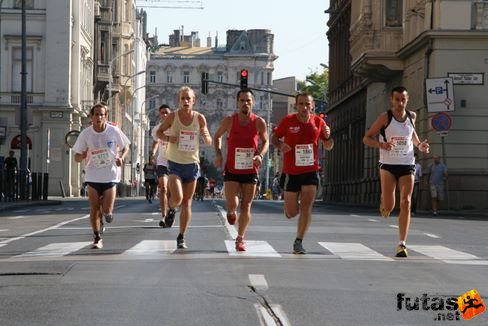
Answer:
225, 113, 260, 174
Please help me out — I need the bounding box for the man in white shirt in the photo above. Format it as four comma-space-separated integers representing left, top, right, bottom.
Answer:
73, 103, 130, 249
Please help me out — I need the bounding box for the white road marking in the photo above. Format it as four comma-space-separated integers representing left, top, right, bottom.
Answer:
8, 216, 26, 220
255, 304, 291, 326
15, 242, 91, 258
389, 224, 398, 229
319, 242, 393, 261
424, 232, 441, 239
409, 245, 488, 265
368, 218, 379, 222
125, 240, 176, 255
225, 240, 281, 258
249, 274, 268, 291
216, 205, 238, 239
0, 214, 89, 246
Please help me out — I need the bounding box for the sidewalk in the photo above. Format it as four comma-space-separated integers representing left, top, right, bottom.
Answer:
0, 198, 63, 212
314, 201, 488, 219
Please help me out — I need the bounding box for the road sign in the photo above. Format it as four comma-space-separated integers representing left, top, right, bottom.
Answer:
431, 112, 452, 135
426, 77, 455, 112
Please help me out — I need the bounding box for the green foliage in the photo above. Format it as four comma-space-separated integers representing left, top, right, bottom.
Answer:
300, 68, 329, 104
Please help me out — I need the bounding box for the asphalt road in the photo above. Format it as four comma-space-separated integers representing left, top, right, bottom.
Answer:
0, 198, 486, 326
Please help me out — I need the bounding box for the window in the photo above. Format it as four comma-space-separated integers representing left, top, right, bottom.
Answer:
149, 71, 156, 83
12, 47, 33, 92
385, 0, 403, 27
167, 71, 173, 84
259, 96, 265, 110
217, 71, 224, 83
14, 0, 34, 9
149, 99, 156, 111
183, 71, 190, 84
217, 98, 223, 110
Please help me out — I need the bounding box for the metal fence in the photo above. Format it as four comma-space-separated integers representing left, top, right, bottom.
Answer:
0, 171, 49, 202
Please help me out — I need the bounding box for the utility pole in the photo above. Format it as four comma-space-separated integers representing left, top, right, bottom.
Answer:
20, 0, 28, 199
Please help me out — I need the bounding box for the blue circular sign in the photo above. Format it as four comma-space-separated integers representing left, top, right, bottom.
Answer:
431, 112, 452, 132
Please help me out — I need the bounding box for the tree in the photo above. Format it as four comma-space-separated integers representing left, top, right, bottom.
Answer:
300, 68, 329, 109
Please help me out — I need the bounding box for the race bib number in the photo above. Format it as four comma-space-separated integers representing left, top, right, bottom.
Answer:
90, 147, 115, 168
390, 136, 410, 157
178, 130, 198, 152
234, 147, 254, 170
295, 144, 314, 166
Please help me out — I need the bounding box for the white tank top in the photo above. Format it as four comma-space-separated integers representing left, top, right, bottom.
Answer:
379, 112, 415, 165
166, 110, 200, 164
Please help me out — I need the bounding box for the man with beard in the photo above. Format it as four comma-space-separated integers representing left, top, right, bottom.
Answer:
213, 88, 268, 251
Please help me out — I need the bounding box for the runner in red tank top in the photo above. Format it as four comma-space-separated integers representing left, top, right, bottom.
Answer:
214, 88, 269, 251
271, 92, 334, 254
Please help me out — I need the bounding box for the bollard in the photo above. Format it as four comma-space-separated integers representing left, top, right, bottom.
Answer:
32, 172, 38, 200
43, 173, 49, 200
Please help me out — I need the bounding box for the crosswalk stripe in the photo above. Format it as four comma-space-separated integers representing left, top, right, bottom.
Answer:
124, 240, 176, 255
3, 240, 486, 265
225, 240, 281, 257
409, 245, 488, 265
15, 242, 91, 258
318, 242, 394, 261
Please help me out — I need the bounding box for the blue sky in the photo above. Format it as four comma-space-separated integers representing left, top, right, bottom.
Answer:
143, 0, 330, 81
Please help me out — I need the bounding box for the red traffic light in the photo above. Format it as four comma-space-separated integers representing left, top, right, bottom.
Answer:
240, 69, 248, 77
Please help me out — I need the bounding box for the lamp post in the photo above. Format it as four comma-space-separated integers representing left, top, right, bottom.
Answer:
108, 48, 135, 121
265, 90, 271, 194
123, 70, 145, 119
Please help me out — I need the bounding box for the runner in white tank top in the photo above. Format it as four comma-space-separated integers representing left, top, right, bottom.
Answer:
363, 86, 429, 258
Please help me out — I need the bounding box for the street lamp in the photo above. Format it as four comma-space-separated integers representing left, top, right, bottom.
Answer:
108, 48, 135, 121
123, 70, 146, 119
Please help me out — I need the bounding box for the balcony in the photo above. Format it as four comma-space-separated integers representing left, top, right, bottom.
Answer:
0, 92, 44, 106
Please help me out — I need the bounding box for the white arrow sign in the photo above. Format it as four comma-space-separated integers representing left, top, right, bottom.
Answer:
426, 77, 455, 112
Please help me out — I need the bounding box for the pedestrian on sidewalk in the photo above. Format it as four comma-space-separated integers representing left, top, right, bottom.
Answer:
157, 86, 212, 249
271, 92, 334, 254
213, 88, 269, 251
363, 86, 429, 258
151, 104, 172, 227
72, 103, 130, 249
428, 155, 448, 216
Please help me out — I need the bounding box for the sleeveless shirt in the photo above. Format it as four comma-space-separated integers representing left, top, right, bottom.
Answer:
225, 113, 260, 174
166, 110, 200, 164
379, 110, 415, 165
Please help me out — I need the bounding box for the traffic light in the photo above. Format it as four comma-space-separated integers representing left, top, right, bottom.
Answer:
240, 69, 248, 89
201, 72, 208, 95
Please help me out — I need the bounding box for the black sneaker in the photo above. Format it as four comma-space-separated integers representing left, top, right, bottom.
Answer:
104, 213, 113, 224
166, 208, 176, 228
396, 244, 408, 257
159, 219, 167, 228
177, 236, 187, 249
92, 235, 103, 249
293, 239, 306, 254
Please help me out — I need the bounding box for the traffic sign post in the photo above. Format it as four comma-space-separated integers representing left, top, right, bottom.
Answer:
426, 77, 455, 112
431, 112, 452, 134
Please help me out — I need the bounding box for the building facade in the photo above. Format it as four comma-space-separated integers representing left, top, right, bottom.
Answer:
326, 0, 488, 210
0, 0, 144, 198
0, 0, 95, 197
146, 29, 277, 184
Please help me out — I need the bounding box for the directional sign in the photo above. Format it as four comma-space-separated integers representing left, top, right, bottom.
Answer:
426, 77, 455, 112
431, 112, 452, 134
